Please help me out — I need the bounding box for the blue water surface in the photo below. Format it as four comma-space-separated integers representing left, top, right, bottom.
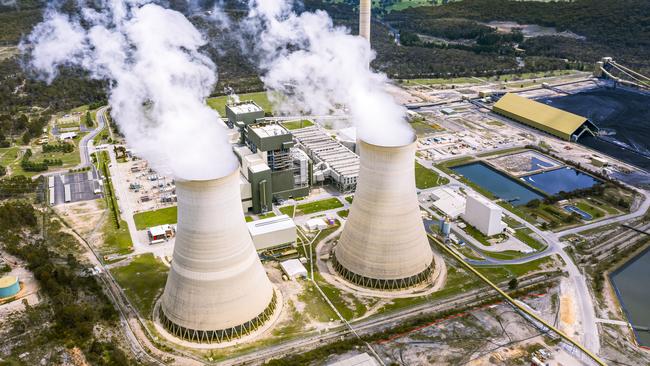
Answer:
451, 162, 544, 206
521, 167, 601, 195
611, 249, 650, 347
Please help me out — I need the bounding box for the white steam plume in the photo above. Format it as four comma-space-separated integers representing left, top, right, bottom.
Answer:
23, 1, 237, 180
244, 0, 414, 147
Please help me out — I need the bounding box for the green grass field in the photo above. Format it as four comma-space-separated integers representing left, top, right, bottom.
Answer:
296, 198, 343, 215
282, 120, 314, 130
133, 206, 177, 230
110, 254, 169, 317
206, 92, 272, 116
415, 162, 449, 189
279, 205, 295, 217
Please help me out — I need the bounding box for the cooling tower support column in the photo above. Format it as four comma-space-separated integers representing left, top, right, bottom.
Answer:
333, 139, 434, 290
160, 169, 276, 344
359, 0, 371, 41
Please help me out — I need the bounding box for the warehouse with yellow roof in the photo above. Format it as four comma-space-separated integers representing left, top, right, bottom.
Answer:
492, 93, 599, 141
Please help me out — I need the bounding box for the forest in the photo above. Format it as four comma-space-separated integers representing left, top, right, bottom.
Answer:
0, 0, 648, 120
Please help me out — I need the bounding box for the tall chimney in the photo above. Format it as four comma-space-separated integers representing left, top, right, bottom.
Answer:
160, 168, 276, 343
333, 139, 434, 290
359, 0, 371, 41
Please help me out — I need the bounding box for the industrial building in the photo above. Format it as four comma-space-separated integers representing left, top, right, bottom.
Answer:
492, 93, 599, 141
279, 259, 308, 280
329, 353, 378, 366
160, 170, 276, 344
291, 126, 360, 192
429, 187, 466, 219
226, 101, 310, 213
0, 275, 20, 298
247, 215, 296, 251
462, 194, 506, 236
334, 139, 434, 290
147, 224, 175, 244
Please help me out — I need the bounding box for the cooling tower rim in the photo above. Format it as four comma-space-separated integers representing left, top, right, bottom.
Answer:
174, 165, 239, 184
358, 135, 417, 150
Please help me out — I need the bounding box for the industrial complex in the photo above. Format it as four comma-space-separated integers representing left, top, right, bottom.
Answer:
3, 3, 650, 366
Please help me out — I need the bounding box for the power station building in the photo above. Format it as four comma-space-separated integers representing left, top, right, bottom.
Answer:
247, 215, 297, 251
226, 101, 310, 213
334, 139, 434, 290
462, 193, 506, 236
291, 126, 360, 192
492, 93, 599, 141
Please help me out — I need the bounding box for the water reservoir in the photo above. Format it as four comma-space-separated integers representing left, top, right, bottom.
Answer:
520, 167, 601, 195
451, 162, 544, 206
610, 248, 650, 347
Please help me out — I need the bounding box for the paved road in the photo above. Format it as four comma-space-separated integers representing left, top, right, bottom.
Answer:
417, 157, 607, 355
77, 106, 108, 169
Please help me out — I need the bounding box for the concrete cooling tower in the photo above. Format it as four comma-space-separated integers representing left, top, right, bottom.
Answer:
160, 169, 276, 343
359, 0, 371, 41
333, 139, 434, 290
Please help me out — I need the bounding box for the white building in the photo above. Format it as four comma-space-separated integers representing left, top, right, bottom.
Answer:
279, 259, 308, 279
327, 353, 379, 366
462, 194, 506, 236
247, 215, 296, 251
430, 187, 466, 219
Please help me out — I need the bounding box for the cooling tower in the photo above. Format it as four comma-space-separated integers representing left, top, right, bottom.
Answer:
359, 0, 371, 41
333, 139, 433, 290
160, 169, 275, 343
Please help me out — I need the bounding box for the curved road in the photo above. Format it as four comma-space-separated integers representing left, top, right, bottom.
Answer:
416, 156, 650, 356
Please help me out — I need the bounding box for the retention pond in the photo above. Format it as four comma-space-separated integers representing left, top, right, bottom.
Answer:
451, 162, 543, 206
610, 247, 650, 347
520, 167, 601, 195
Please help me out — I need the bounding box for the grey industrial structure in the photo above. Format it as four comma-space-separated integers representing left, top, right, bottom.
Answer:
226, 102, 310, 213
291, 126, 360, 192
159, 170, 276, 343
334, 139, 434, 290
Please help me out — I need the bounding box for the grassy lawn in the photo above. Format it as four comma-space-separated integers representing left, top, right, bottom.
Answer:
259, 212, 277, 219
206, 91, 272, 116
481, 250, 528, 261
296, 198, 343, 215
279, 205, 295, 217
415, 162, 448, 189
282, 120, 314, 130
297, 280, 337, 323
0, 147, 20, 167
411, 120, 444, 136
110, 254, 169, 317
345, 195, 353, 204
574, 200, 606, 219
514, 228, 547, 251
476, 147, 527, 158
133, 206, 177, 230
337, 209, 349, 218
102, 216, 134, 256
477, 256, 555, 283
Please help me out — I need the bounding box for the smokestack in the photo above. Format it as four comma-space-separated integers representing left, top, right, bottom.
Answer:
334, 139, 433, 290
160, 169, 276, 343
359, 0, 371, 41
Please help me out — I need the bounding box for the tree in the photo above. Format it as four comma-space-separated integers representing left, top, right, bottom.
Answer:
508, 277, 518, 290
85, 111, 93, 128
0, 164, 5, 177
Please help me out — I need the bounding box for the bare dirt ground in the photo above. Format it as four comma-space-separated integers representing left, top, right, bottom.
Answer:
370, 293, 581, 366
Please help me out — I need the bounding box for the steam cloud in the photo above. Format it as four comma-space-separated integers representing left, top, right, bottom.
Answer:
23, 1, 237, 180
244, 0, 415, 147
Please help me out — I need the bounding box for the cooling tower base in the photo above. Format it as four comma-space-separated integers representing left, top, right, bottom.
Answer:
159, 291, 277, 344
332, 254, 432, 291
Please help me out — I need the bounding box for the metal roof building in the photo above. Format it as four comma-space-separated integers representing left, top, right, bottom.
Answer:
492, 93, 598, 141
247, 214, 296, 251
291, 126, 359, 192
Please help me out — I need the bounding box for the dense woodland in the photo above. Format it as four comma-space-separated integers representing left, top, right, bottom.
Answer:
0, 0, 648, 120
